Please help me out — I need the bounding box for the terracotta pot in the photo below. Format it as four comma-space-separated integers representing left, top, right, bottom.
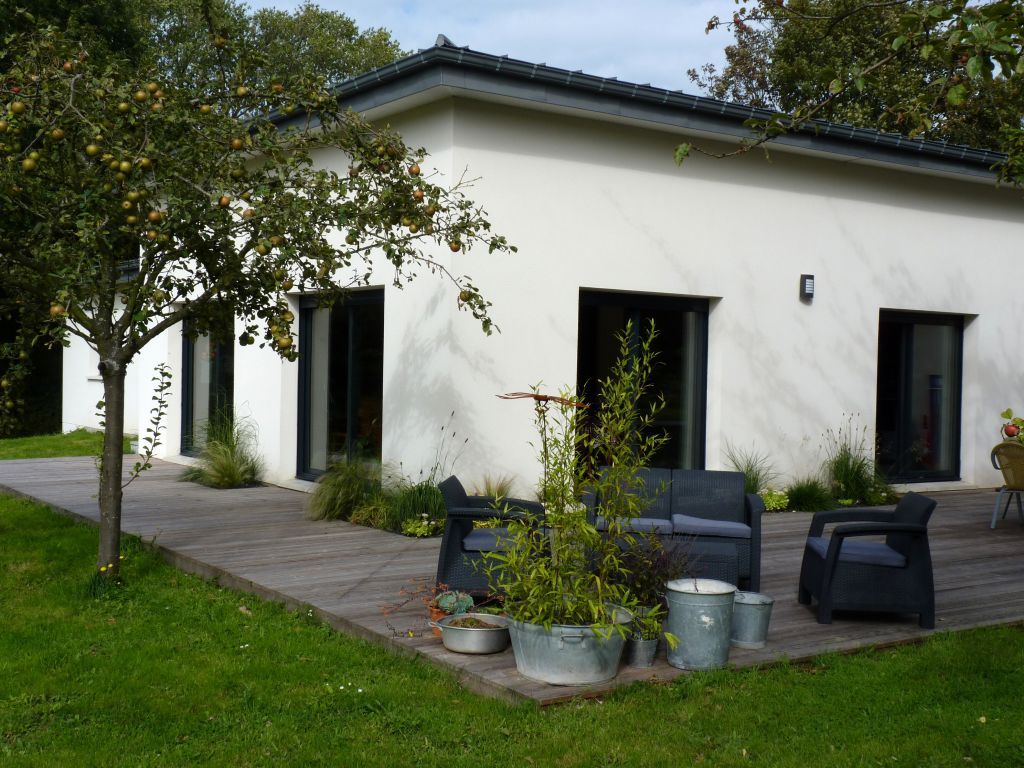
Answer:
427, 605, 446, 637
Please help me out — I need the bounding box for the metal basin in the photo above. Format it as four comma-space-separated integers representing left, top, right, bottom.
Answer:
432, 613, 511, 654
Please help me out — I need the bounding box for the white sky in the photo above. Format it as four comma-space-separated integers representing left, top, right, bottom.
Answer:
245, 0, 737, 92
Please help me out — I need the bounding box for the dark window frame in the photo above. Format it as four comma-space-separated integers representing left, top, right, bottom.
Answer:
296, 289, 385, 480
577, 289, 709, 470
180, 322, 235, 457
875, 309, 964, 483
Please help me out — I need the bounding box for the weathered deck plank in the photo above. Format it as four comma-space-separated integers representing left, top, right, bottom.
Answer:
1, 456, 1022, 705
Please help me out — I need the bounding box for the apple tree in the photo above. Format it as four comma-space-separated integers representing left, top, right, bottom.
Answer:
0, 20, 515, 577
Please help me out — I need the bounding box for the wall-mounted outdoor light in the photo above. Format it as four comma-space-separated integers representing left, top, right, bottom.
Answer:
799, 274, 815, 302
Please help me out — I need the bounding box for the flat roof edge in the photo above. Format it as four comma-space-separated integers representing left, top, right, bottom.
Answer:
328, 44, 1005, 181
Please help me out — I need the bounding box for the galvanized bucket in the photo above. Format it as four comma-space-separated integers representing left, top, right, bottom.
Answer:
731, 591, 774, 649
625, 637, 659, 668
508, 612, 629, 685
665, 578, 736, 670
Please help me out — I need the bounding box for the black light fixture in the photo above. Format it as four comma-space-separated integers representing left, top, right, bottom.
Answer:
799, 274, 815, 301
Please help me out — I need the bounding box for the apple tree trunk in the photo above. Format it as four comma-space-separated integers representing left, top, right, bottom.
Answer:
97, 359, 127, 575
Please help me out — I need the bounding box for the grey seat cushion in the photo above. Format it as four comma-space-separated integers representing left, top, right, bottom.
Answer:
462, 528, 512, 552
806, 536, 907, 568
595, 516, 674, 535
672, 513, 751, 539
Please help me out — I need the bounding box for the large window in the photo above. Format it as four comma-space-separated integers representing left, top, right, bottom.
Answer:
577, 290, 708, 469
875, 311, 963, 482
181, 326, 235, 455
298, 290, 384, 478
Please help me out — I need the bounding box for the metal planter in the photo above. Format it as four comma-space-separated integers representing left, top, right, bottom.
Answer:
665, 578, 737, 670
508, 612, 630, 685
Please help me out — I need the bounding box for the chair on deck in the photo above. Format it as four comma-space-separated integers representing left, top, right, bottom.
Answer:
990, 442, 1024, 529
798, 492, 937, 628
435, 476, 544, 596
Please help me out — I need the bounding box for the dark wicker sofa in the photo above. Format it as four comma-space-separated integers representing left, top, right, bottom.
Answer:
584, 468, 764, 591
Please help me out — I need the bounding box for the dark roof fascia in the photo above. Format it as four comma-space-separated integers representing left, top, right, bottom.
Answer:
316, 43, 1006, 182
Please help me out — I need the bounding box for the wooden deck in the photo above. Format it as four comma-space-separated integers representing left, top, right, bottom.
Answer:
2, 456, 1022, 705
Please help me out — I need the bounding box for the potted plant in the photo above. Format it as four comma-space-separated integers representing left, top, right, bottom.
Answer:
616, 535, 687, 667
486, 320, 668, 685
427, 589, 473, 636
1001, 408, 1024, 442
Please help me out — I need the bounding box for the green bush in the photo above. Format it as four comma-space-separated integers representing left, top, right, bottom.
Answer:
821, 417, 877, 504
348, 491, 395, 529
786, 475, 835, 512
761, 488, 790, 511
307, 461, 381, 521
180, 414, 264, 489
390, 481, 445, 531
724, 442, 778, 495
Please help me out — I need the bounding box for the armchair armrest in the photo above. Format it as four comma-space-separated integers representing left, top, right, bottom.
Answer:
445, 506, 528, 522
808, 508, 894, 537
499, 497, 545, 516
832, 522, 928, 539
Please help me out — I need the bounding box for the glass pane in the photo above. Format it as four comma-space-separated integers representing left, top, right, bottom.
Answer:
302, 293, 384, 474
577, 294, 707, 470
307, 308, 331, 472
905, 324, 957, 475
875, 313, 961, 481
184, 330, 234, 453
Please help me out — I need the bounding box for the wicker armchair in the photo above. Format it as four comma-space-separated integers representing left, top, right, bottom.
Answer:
434, 476, 544, 595
798, 492, 937, 628
990, 442, 1024, 529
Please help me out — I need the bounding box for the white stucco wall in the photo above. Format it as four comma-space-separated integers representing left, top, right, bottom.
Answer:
61, 337, 139, 435
60, 94, 1024, 497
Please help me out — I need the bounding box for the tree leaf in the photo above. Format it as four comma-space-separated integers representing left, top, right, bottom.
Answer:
946, 83, 968, 105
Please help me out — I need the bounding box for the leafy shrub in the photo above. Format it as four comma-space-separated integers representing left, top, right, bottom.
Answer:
761, 488, 790, 511
401, 514, 443, 538
786, 475, 835, 512
724, 442, 778, 495
307, 461, 381, 521
180, 414, 264, 489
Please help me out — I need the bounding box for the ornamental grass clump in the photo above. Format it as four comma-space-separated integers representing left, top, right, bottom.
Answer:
724, 443, 778, 495
821, 415, 895, 506
307, 460, 381, 521
180, 413, 264, 489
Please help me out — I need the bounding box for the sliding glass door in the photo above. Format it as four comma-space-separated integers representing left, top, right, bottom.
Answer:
297, 290, 384, 477
875, 311, 963, 482
577, 290, 708, 469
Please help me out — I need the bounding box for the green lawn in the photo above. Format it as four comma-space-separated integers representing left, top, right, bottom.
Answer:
1, 495, 1022, 766
0, 428, 132, 460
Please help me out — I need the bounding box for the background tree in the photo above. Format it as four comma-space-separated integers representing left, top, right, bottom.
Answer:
680, 0, 1024, 184
0, 8, 513, 577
